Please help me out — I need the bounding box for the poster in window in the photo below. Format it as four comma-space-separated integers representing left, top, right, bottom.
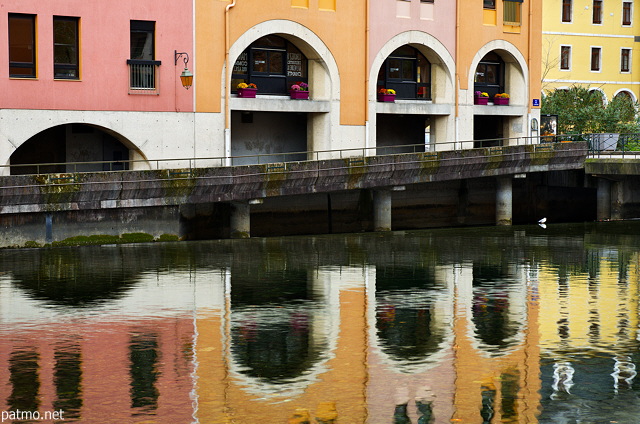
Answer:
541, 114, 558, 143
287, 52, 303, 77
234, 52, 248, 74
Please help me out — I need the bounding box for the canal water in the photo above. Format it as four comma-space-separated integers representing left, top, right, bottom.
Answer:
0, 222, 639, 423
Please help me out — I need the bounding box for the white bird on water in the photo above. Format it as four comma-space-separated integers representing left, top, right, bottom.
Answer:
538, 217, 547, 229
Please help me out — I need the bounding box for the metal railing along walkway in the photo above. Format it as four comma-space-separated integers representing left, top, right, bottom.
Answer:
4, 135, 554, 177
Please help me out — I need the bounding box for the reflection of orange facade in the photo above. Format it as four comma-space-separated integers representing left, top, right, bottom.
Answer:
451, 287, 541, 423
194, 265, 542, 424
195, 287, 368, 424
0, 318, 194, 424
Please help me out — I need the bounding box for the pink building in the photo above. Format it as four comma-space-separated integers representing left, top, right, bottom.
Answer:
367, 0, 457, 152
0, 1, 194, 174
0, 319, 195, 424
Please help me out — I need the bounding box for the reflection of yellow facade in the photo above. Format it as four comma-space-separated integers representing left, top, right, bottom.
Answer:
538, 255, 640, 353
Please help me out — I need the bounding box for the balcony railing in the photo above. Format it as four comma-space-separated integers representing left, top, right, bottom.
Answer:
127, 60, 161, 95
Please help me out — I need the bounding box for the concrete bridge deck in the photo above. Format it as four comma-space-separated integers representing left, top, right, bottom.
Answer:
0, 142, 587, 214
2, 140, 639, 246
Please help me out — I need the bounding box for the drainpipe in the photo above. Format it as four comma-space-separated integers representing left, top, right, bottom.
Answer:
454, 0, 460, 149
365, 0, 370, 153
528, 0, 534, 140
224, 0, 237, 166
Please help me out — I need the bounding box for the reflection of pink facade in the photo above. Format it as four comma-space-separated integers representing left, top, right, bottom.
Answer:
0, 318, 194, 424
0, 1, 193, 113
367, 352, 456, 422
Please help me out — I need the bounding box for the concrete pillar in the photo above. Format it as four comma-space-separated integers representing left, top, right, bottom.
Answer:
611, 180, 624, 220
230, 201, 250, 239
373, 190, 392, 232
496, 176, 513, 226
596, 178, 611, 221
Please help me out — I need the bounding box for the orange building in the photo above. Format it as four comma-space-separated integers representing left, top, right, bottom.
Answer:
457, 0, 543, 146
194, 0, 367, 164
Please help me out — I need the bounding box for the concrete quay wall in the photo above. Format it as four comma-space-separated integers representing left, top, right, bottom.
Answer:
0, 142, 589, 247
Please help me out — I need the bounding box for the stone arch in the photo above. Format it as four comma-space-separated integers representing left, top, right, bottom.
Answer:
224, 20, 341, 160
8, 121, 148, 175
468, 40, 528, 106
370, 31, 455, 105
613, 88, 637, 103
368, 31, 456, 150
228, 20, 340, 101
588, 87, 607, 104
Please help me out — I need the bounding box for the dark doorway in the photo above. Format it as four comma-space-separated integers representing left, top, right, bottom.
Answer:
377, 114, 429, 154
474, 116, 504, 148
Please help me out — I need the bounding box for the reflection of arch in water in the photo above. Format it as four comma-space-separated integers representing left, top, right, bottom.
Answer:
464, 264, 528, 357
367, 266, 454, 374
227, 266, 343, 398
7, 246, 142, 308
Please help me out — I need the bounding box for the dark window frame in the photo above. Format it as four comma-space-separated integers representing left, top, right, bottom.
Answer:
377, 46, 431, 100
592, 0, 603, 24
503, 0, 522, 25
8, 13, 36, 78
622, 1, 632, 25
231, 35, 308, 95
591, 47, 602, 71
621, 48, 631, 72
560, 45, 571, 70
562, 0, 572, 22
474, 53, 505, 98
130, 20, 156, 61
128, 20, 160, 91
53, 16, 79, 80
484, 0, 496, 10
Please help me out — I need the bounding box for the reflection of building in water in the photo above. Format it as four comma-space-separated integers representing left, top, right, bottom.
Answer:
0, 273, 197, 423
195, 266, 368, 423
449, 262, 541, 423
536, 252, 640, 421
4, 246, 637, 423
366, 265, 456, 423
195, 260, 541, 423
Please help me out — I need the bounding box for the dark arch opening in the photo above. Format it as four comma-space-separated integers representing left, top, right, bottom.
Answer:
474, 52, 505, 99
232, 35, 309, 96
10, 124, 134, 175
377, 45, 431, 100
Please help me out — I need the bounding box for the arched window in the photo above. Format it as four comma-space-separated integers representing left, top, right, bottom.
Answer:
232, 35, 308, 95
377, 46, 431, 100
474, 52, 504, 98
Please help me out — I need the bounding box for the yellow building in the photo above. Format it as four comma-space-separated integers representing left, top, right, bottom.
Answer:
542, 0, 639, 103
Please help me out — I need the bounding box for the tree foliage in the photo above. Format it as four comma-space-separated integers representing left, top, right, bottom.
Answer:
541, 86, 639, 134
